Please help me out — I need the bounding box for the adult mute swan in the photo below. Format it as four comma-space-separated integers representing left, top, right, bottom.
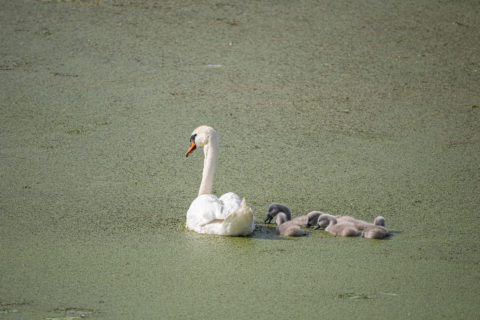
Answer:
185, 126, 255, 236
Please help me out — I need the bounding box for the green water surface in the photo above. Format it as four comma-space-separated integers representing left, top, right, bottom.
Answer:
1, 0, 479, 319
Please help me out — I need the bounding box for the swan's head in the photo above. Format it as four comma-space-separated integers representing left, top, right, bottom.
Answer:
314, 214, 336, 230
185, 125, 217, 157
265, 202, 291, 224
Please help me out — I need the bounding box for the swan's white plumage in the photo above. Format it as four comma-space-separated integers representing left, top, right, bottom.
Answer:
186, 193, 255, 235
185, 126, 255, 236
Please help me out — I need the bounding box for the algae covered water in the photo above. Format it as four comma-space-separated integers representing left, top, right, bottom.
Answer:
1, 0, 479, 319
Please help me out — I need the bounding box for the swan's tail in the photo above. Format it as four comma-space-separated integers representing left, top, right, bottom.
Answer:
224, 198, 255, 236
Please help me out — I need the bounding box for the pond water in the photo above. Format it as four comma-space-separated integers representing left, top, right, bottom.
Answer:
1, 0, 479, 319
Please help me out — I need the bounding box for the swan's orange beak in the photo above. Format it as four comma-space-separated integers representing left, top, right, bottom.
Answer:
185, 141, 196, 157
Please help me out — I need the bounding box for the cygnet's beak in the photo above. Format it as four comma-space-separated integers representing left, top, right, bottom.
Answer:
185, 141, 196, 157
264, 215, 272, 224
314, 225, 321, 230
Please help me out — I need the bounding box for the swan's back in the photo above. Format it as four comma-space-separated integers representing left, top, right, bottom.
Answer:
186, 194, 224, 231
186, 194, 254, 236
223, 198, 255, 236
219, 192, 242, 215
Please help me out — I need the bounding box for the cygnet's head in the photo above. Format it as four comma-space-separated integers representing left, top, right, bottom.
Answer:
265, 202, 291, 224
314, 214, 336, 230
374, 216, 385, 227
305, 211, 324, 228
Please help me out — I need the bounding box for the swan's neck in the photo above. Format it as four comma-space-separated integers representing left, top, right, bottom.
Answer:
198, 133, 218, 196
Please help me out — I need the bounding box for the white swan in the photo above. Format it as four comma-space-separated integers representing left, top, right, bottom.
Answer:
185, 126, 255, 236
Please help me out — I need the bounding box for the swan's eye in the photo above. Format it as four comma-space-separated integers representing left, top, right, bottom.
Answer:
190, 133, 197, 143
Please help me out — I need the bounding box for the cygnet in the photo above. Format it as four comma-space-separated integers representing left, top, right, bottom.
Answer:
276, 212, 307, 237
362, 225, 389, 239
314, 214, 360, 237
373, 216, 385, 227
293, 211, 325, 228
264, 202, 291, 224
336, 215, 386, 230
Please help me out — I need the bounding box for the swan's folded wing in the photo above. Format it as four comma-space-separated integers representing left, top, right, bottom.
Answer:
186, 194, 223, 231
219, 192, 242, 216
223, 198, 255, 236
186, 195, 254, 236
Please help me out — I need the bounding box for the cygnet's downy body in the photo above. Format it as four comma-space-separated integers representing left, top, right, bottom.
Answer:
359, 215, 389, 239
264, 203, 291, 224
314, 214, 360, 237
276, 212, 307, 237
293, 211, 325, 228
362, 224, 390, 239
265, 204, 324, 228
335, 215, 386, 230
